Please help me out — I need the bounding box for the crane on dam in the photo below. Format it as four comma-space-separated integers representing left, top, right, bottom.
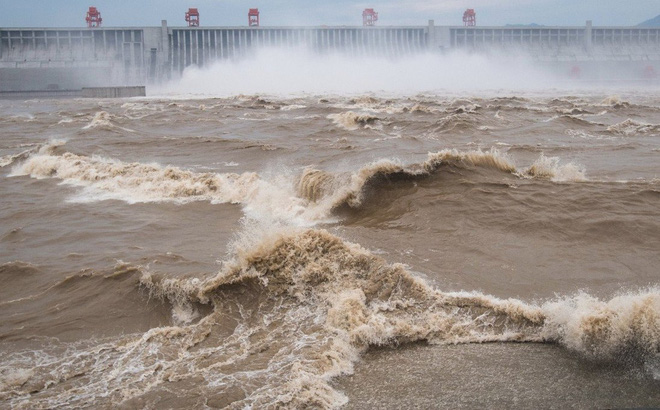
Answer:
185, 8, 200, 27
85, 7, 102, 28
463, 9, 476, 26
363, 9, 378, 26
248, 9, 260, 26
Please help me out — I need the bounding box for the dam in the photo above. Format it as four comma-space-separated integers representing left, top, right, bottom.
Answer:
1, 20, 659, 91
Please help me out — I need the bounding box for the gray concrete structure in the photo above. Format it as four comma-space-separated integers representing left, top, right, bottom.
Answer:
168, 25, 427, 73
81, 86, 145, 98
1, 21, 659, 91
442, 25, 660, 62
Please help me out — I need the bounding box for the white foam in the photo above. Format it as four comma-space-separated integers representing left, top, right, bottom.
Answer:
1, 228, 658, 408
155, 48, 558, 97
541, 289, 660, 362
280, 104, 306, 111
327, 111, 380, 131
10, 150, 335, 227
82, 111, 134, 132
607, 119, 660, 137
525, 154, 586, 182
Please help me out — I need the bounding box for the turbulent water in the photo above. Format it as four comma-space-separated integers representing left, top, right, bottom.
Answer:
1, 89, 659, 408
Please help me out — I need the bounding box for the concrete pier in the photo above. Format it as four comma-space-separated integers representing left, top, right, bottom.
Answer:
1, 21, 659, 91
81, 86, 145, 98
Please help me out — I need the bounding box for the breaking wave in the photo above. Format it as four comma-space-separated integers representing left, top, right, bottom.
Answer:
327, 111, 380, 130
404, 103, 437, 114
297, 149, 585, 212
0, 150, 33, 168
348, 96, 381, 106
0, 139, 66, 169
297, 149, 517, 209
8, 150, 328, 225
10, 146, 586, 225
600, 95, 630, 108
433, 113, 476, 133
12, 152, 258, 204
143, 227, 660, 375
525, 154, 586, 182
82, 111, 134, 133
607, 119, 660, 137
2, 228, 656, 408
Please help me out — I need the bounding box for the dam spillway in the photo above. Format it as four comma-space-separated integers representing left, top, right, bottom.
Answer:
1, 20, 659, 91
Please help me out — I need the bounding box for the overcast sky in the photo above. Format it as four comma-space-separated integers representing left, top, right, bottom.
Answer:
1, 1, 658, 28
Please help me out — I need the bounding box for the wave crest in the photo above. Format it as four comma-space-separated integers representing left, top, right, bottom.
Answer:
607, 119, 660, 136
600, 95, 630, 108
82, 111, 134, 133
327, 111, 380, 130
12, 151, 258, 204
1, 139, 65, 169
151, 228, 660, 364
525, 154, 586, 182
433, 113, 476, 133
3, 228, 658, 408
542, 291, 660, 362
11, 145, 588, 226
297, 149, 519, 210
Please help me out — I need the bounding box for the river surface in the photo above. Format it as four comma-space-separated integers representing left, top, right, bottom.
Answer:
0, 89, 659, 408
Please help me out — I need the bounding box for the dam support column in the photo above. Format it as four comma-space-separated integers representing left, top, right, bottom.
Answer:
585, 20, 593, 54
434, 26, 451, 52
427, 20, 437, 51
161, 20, 170, 81
143, 24, 166, 83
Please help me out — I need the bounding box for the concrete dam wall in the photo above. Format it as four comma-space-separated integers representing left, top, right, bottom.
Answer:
1, 20, 659, 91
169, 26, 428, 72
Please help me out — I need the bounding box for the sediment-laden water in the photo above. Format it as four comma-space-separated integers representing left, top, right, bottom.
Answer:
1, 90, 659, 408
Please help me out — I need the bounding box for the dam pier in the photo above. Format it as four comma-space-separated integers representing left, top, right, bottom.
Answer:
1, 20, 659, 91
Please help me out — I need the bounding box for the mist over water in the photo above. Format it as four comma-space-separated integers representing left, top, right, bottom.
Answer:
1, 47, 660, 408
158, 48, 561, 96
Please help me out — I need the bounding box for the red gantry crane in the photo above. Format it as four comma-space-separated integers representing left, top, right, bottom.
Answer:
248, 8, 260, 26
185, 8, 200, 27
463, 9, 476, 26
85, 7, 102, 28
363, 8, 378, 26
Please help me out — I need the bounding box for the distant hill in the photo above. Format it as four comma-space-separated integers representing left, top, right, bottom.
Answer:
505, 23, 544, 27
638, 15, 660, 27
